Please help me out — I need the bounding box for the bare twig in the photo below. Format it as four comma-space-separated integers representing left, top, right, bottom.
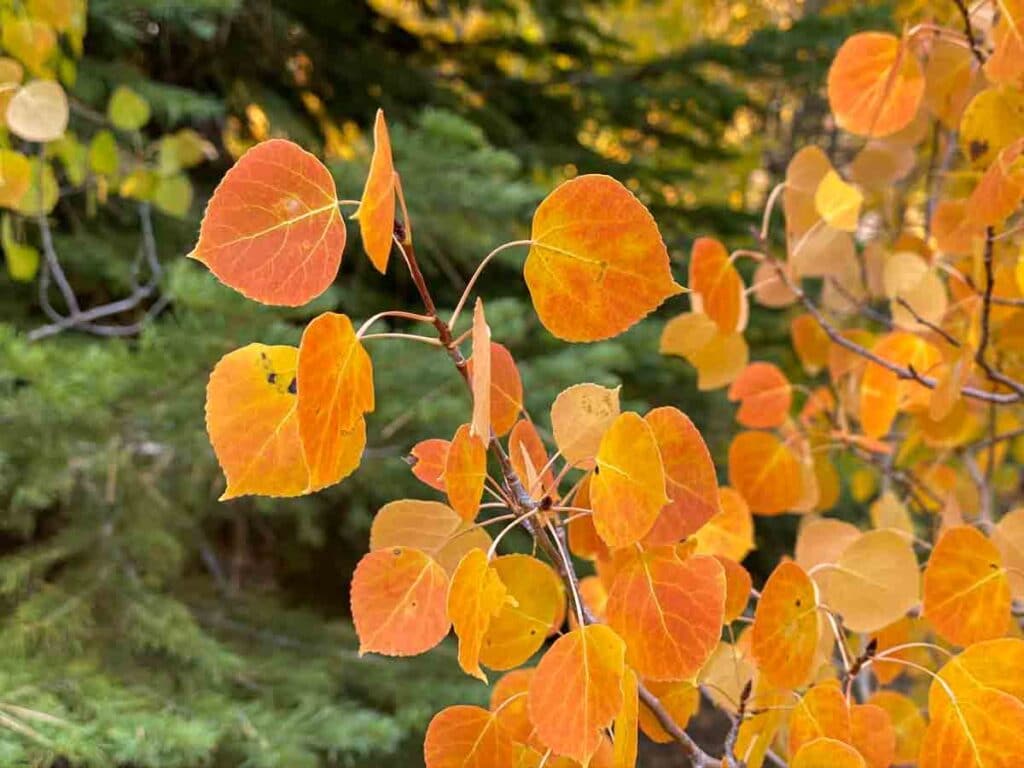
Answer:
952, 0, 986, 64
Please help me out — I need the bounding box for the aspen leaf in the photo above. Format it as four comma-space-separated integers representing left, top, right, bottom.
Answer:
508, 419, 557, 501
859, 332, 941, 438
6, 79, 68, 142
637, 679, 698, 743
992, 508, 1024, 598
868, 691, 925, 764
959, 86, 1024, 168
479, 554, 563, 670
468, 342, 522, 438
931, 198, 983, 255
717, 555, 753, 622
423, 705, 517, 768
369, 499, 489, 575
527, 624, 625, 764
965, 139, 1024, 228
919, 687, 1024, 768
445, 424, 487, 521
0, 149, 31, 211
190, 139, 345, 306
827, 32, 924, 138
354, 108, 395, 273
107, 85, 150, 131
612, 669, 638, 768
692, 486, 755, 562
351, 546, 449, 656
795, 517, 861, 575
728, 362, 792, 429
297, 312, 373, 490
848, 140, 916, 187
550, 383, 620, 470
1, 19, 56, 76
661, 311, 749, 390
447, 549, 509, 682
813, 170, 862, 232
869, 491, 913, 535
1, 213, 39, 281
688, 236, 747, 333
153, 174, 194, 218
792, 738, 865, 768
591, 412, 669, 547
751, 561, 820, 689
641, 406, 718, 545
931, 639, 1024, 722
986, 1, 1024, 89
605, 546, 725, 681
923, 526, 1011, 646
206, 344, 312, 499
820, 529, 920, 633
850, 703, 896, 768
728, 431, 802, 515
751, 259, 798, 307
490, 669, 536, 747
699, 642, 754, 715
735, 680, 787, 768
789, 682, 851, 756
409, 438, 449, 491
791, 314, 830, 375
924, 38, 975, 128
469, 299, 491, 440
524, 174, 683, 342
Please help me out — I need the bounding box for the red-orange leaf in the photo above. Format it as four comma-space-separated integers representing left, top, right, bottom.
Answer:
524, 174, 683, 342
751, 561, 820, 689
728, 362, 792, 429
527, 624, 626, 763
789, 682, 851, 756
355, 109, 396, 273
351, 546, 450, 656
688, 236, 747, 333
423, 705, 517, 768
467, 342, 523, 438
190, 139, 345, 305
728, 431, 802, 515
850, 703, 896, 768
410, 438, 449, 491
605, 546, 725, 681
642, 406, 719, 545
445, 424, 487, 521
447, 549, 509, 682
591, 412, 669, 547
297, 312, 372, 490
206, 344, 309, 499
469, 298, 491, 440
508, 419, 557, 501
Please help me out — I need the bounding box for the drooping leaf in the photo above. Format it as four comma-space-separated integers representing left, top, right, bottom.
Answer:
369, 499, 490, 574
591, 412, 669, 547
190, 139, 345, 306
728, 431, 802, 515
297, 312, 373, 490
423, 705, 517, 768
445, 424, 487, 522
688, 236, 746, 333
354, 108, 396, 273
351, 546, 450, 657
550, 383, 620, 470
605, 546, 724, 681
469, 299, 491, 440
469, 342, 523, 438
751, 561, 820, 689
728, 363, 792, 429
524, 174, 683, 342
527, 624, 626, 763
448, 549, 509, 682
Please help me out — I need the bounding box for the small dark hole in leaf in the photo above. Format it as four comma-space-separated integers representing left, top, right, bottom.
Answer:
287, 377, 297, 395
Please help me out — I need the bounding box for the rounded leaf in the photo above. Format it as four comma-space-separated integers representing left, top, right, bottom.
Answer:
868, 691, 925, 764
448, 549, 509, 682
728, 362, 792, 429
6, 79, 68, 142
692, 486, 755, 562
550, 383, 620, 470
792, 738, 866, 768
424, 705, 517, 768
789, 682, 851, 756
369, 499, 490, 575
728, 431, 802, 515
751, 561, 820, 689
107, 85, 150, 131
409, 438, 449, 491
688, 236, 746, 333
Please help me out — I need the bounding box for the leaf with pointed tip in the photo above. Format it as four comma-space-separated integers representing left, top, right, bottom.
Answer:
191, 139, 345, 306
410, 438, 449, 491
355, 109, 396, 273
527, 624, 626, 764
206, 344, 310, 499
752, 561, 820, 689
297, 312, 372, 490
369, 499, 490, 575
351, 546, 449, 656
688, 236, 746, 333
550, 383, 620, 470
469, 299, 491, 440
445, 424, 487, 522
524, 174, 683, 342
424, 705, 517, 768
591, 412, 669, 547
448, 549, 509, 682
469, 342, 523, 438
728, 363, 792, 429
606, 546, 724, 681
508, 419, 557, 501
728, 431, 802, 515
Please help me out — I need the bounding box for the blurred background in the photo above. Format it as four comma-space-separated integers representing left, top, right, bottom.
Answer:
0, 1, 891, 765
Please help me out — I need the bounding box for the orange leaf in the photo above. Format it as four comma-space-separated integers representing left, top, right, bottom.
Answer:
985, 1, 1024, 89
859, 331, 940, 439
792, 738, 865, 768
642, 406, 719, 545
423, 705, 517, 768
297, 312, 372, 490
524, 174, 682, 342
923, 526, 1011, 646
351, 546, 450, 656
445, 424, 487, 521
637, 679, 698, 743
190, 139, 345, 305
527, 624, 626, 763
931, 198, 983, 256
206, 344, 309, 499
688, 236, 747, 333
965, 138, 1024, 228
728, 362, 792, 429
550, 383, 620, 470
790, 314, 830, 375
605, 546, 725, 681
919, 687, 1024, 768
490, 669, 536, 747
613, 668, 638, 768
409, 438, 449, 491
751, 561, 820, 689
469, 343, 523, 437
354, 109, 396, 273
826, 32, 925, 138
717, 555, 753, 623
850, 703, 896, 768
369, 499, 490, 574
591, 412, 669, 547
469, 298, 491, 440
479, 554, 564, 671
448, 549, 509, 682
789, 682, 851, 756
692, 486, 755, 562
728, 431, 802, 515
868, 691, 925, 764
508, 419, 557, 501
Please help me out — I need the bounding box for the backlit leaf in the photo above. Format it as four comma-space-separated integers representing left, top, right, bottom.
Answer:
791, 314, 830, 375
1, 212, 39, 281
752, 561, 820, 689
959, 86, 1024, 169
985, 0, 1024, 88
965, 139, 1024, 228
789, 682, 851, 756
688, 236, 746, 333
424, 705, 517, 768
409, 439, 449, 491
692, 486, 755, 562
613, 669, 638, 768
728, 431, 802, 515
591, 412, 669, 547
992, 508, 1024, 598
717, 555, 753, 622
354, 108, 395, 273
728, 363, 792, 429
0, 149, 30, 210
445, 424, 487, 522
868, 691, 925, 764
637, 679, 698, 743
792, 738, 866, 768
814, 170, 862, 232
190, 139, 345, 306
605, 546, 724, 681
919, 687, 1024, 768
469, 299, 491, 440
850, 703, 896, 768
469, 342, 523, 438
859, 332, 941, 439
660, 311, 750, 390
369, 499, 489, 575
527, 624, 625, 763
6, 79, 67, 143
508, 419, 557, 501
550, 383, 620, 470
490, 669, 535, 747
297, 312, 373, 490
448, 549, 509, 682
524, 174, 682, 342
351, 546, 450, 656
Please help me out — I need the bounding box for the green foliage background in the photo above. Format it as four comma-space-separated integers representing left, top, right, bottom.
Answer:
0, 1, 889, 765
